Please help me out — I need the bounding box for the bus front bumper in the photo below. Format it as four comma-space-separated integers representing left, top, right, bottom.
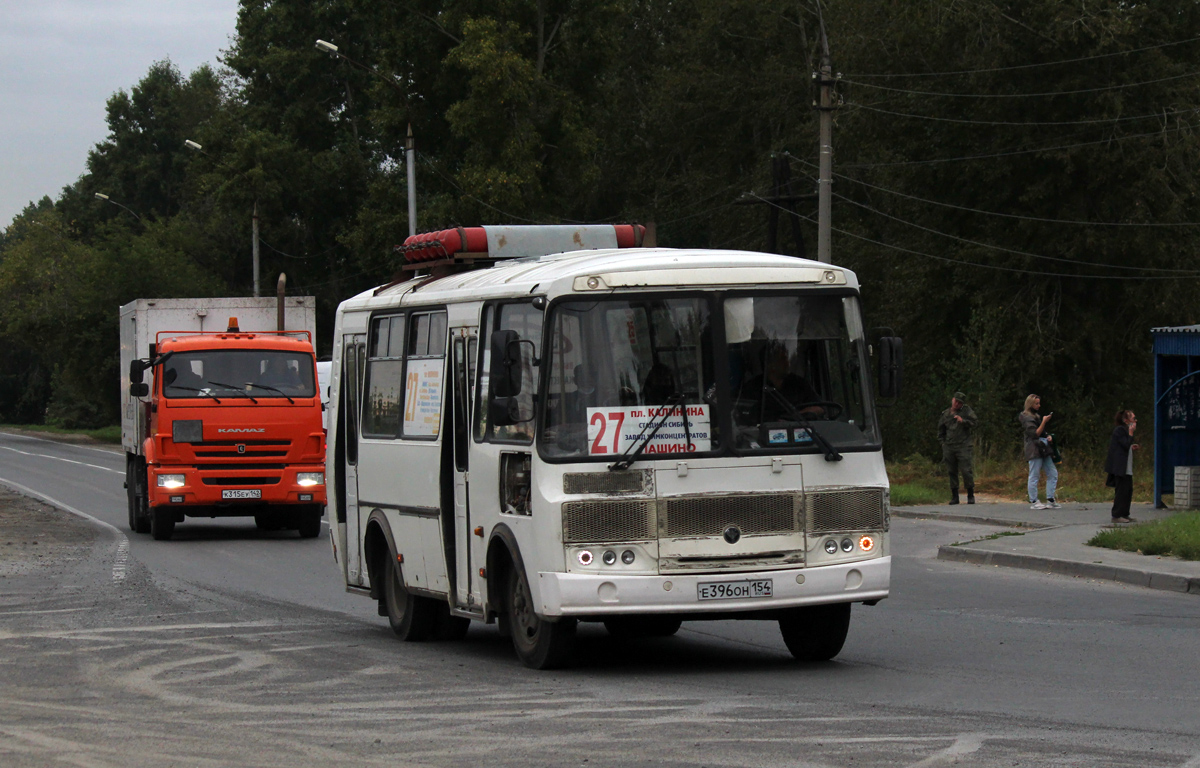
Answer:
536, 557, 890, 617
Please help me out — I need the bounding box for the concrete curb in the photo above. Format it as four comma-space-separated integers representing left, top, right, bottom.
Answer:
892, 509, 1054, 530
937, 544, 1200, 596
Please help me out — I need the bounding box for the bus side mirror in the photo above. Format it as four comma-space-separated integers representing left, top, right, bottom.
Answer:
489, 396, 521, 427
489, 330, 523, 398
878, 336, 903, 399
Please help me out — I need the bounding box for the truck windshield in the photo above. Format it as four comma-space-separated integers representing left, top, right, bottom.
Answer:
540, 291, 877, 459
162, 350, 316, 400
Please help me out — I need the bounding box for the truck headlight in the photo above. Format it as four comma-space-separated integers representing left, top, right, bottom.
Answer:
157, 474, 186, 489
297, 472, 324, 487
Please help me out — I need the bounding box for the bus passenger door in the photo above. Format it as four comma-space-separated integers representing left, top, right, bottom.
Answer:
450, 328, 480, 608
341, 333, 367, 585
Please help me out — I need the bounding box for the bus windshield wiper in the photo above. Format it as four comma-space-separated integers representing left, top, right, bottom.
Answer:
165, 385, 221, 403
609, 393, 685, 472
763, 387, 843, 462
244, 382, 295, 404
205, 380, 258, 403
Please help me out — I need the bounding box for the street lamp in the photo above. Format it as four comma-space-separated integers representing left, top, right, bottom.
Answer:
94, 192, 142, 222
185, 139, 261, 297
316, 38, 417, 237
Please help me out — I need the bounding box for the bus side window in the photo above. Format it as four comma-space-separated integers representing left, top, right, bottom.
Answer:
401, 310, 448, 439
362, 315, 405, 438
477, 302, 541, 444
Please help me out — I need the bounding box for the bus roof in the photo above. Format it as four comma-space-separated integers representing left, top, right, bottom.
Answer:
338, 247, 860, 313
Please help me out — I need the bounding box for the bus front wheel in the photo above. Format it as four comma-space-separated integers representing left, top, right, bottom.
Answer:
505, 566, 576, 669
383, 556, 435, 641
778, 602, 851, 661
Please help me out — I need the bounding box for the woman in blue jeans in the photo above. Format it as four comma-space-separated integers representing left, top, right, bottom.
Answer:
1018, 394, 1058, 509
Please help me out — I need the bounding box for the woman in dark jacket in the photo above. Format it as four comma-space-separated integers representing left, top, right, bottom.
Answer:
1104, 410, 1139, 523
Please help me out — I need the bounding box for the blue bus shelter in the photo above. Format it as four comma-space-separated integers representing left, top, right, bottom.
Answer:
1152, 325, 1200, 507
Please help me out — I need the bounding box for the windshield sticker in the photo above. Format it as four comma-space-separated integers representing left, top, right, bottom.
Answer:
586, 404, 711, 455
793, 428, 814, 444
768, 428, 789, 444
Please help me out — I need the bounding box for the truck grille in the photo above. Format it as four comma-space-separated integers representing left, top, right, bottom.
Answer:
201, 477, 281, 486
562, 500, 655, 543
660, 494, 800, 538
806, 488, 888, 533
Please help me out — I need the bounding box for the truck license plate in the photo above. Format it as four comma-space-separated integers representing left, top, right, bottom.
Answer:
221, 489, 261, 500
697, 579, 773, 601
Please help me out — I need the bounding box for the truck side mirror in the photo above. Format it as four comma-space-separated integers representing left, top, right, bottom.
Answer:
489, 330, 523, 398
131, 382, 149, 398
129, 359, 147, 384
878, 336, 903, 399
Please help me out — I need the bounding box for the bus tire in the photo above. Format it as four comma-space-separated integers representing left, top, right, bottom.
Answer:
150, 506, 175, 541
603, 616, 683, 639
383, 556, 435, 641
506, 565, 576, 669
778, 602, 851, 662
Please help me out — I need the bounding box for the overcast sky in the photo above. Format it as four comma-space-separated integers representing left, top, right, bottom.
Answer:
0, 0, 240, 229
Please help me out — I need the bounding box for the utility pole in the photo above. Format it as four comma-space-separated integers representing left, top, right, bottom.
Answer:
252, 199, 261, 297
407, 124, 417, 237
814, 5, 836, 264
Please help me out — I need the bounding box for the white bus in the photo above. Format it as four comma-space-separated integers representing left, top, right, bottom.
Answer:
326, 224, 901, 668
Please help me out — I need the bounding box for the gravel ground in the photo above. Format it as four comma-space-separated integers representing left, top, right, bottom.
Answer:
0, 486, 97, 577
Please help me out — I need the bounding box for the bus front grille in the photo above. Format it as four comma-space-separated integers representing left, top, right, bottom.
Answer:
660, 494, 800, 538
806, 488, 888, 533
562, 500, 656, 543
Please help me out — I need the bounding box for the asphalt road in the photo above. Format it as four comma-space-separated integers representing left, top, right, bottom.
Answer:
2, 430, 1199, 767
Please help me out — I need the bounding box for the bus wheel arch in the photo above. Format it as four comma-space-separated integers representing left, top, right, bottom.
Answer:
487, 525, 576, 669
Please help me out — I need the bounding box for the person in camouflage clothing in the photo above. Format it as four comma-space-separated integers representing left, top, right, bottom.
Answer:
938, 391, 978, 505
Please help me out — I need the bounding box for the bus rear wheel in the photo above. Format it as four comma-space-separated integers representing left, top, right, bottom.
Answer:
383, 556, 435, 641
506, 565, 576, 669
778, 602, 851, 661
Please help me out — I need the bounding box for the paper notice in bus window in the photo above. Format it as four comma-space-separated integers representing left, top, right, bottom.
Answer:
403, 358, 443, 437
586, 404, 711, 456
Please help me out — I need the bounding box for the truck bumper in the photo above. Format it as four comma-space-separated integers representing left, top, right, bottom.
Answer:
536, 556, 890, 617
147, 465, 327, 508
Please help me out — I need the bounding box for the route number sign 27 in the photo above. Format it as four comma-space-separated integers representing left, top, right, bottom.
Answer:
586, 404, 711, 455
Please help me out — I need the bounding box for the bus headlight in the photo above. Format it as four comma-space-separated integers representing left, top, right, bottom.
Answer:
824, 539, 838, 555
157, 474, 185, 489
297, 472, 324, 487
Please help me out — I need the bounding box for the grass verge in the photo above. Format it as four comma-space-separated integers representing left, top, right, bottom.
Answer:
0, 424, 122, 444
887, 453, 1154, 506
1086, 511, 1200, 561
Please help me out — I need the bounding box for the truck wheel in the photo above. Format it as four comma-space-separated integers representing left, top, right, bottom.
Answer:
506, 565, 576, 669
132, 459, 151, 534
125, 456, 139, 533
778, 603, 852, 662
603, 616, 683, 639
296, 508, 322, 539
150, 506, 175, 541
382, 556, 435, 641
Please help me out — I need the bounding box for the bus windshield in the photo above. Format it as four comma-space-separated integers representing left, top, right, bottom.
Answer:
162, 349, 316, 399
540, 291, 877, 459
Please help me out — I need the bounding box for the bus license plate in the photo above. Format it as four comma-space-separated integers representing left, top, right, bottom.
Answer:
221, 489, 261, 500
697, 579, 773, 601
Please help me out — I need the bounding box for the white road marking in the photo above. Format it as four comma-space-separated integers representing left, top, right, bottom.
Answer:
0, 476, 129, 583
0, 445, 122, 474
3, 430, 123, 456
906, 733, 988, 767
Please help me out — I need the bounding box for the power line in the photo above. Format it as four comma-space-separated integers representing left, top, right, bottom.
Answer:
841, 69, 1200, 98
779, 202, 1200, 280
815, 165, 1200, 229
847, 101, 1200, 127
831, 192, 1200, 274
846, 36, 1200, 78
839, 122, 1193, 168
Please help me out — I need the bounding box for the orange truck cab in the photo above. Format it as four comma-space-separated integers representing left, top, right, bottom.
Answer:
121, 298, 326, 541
